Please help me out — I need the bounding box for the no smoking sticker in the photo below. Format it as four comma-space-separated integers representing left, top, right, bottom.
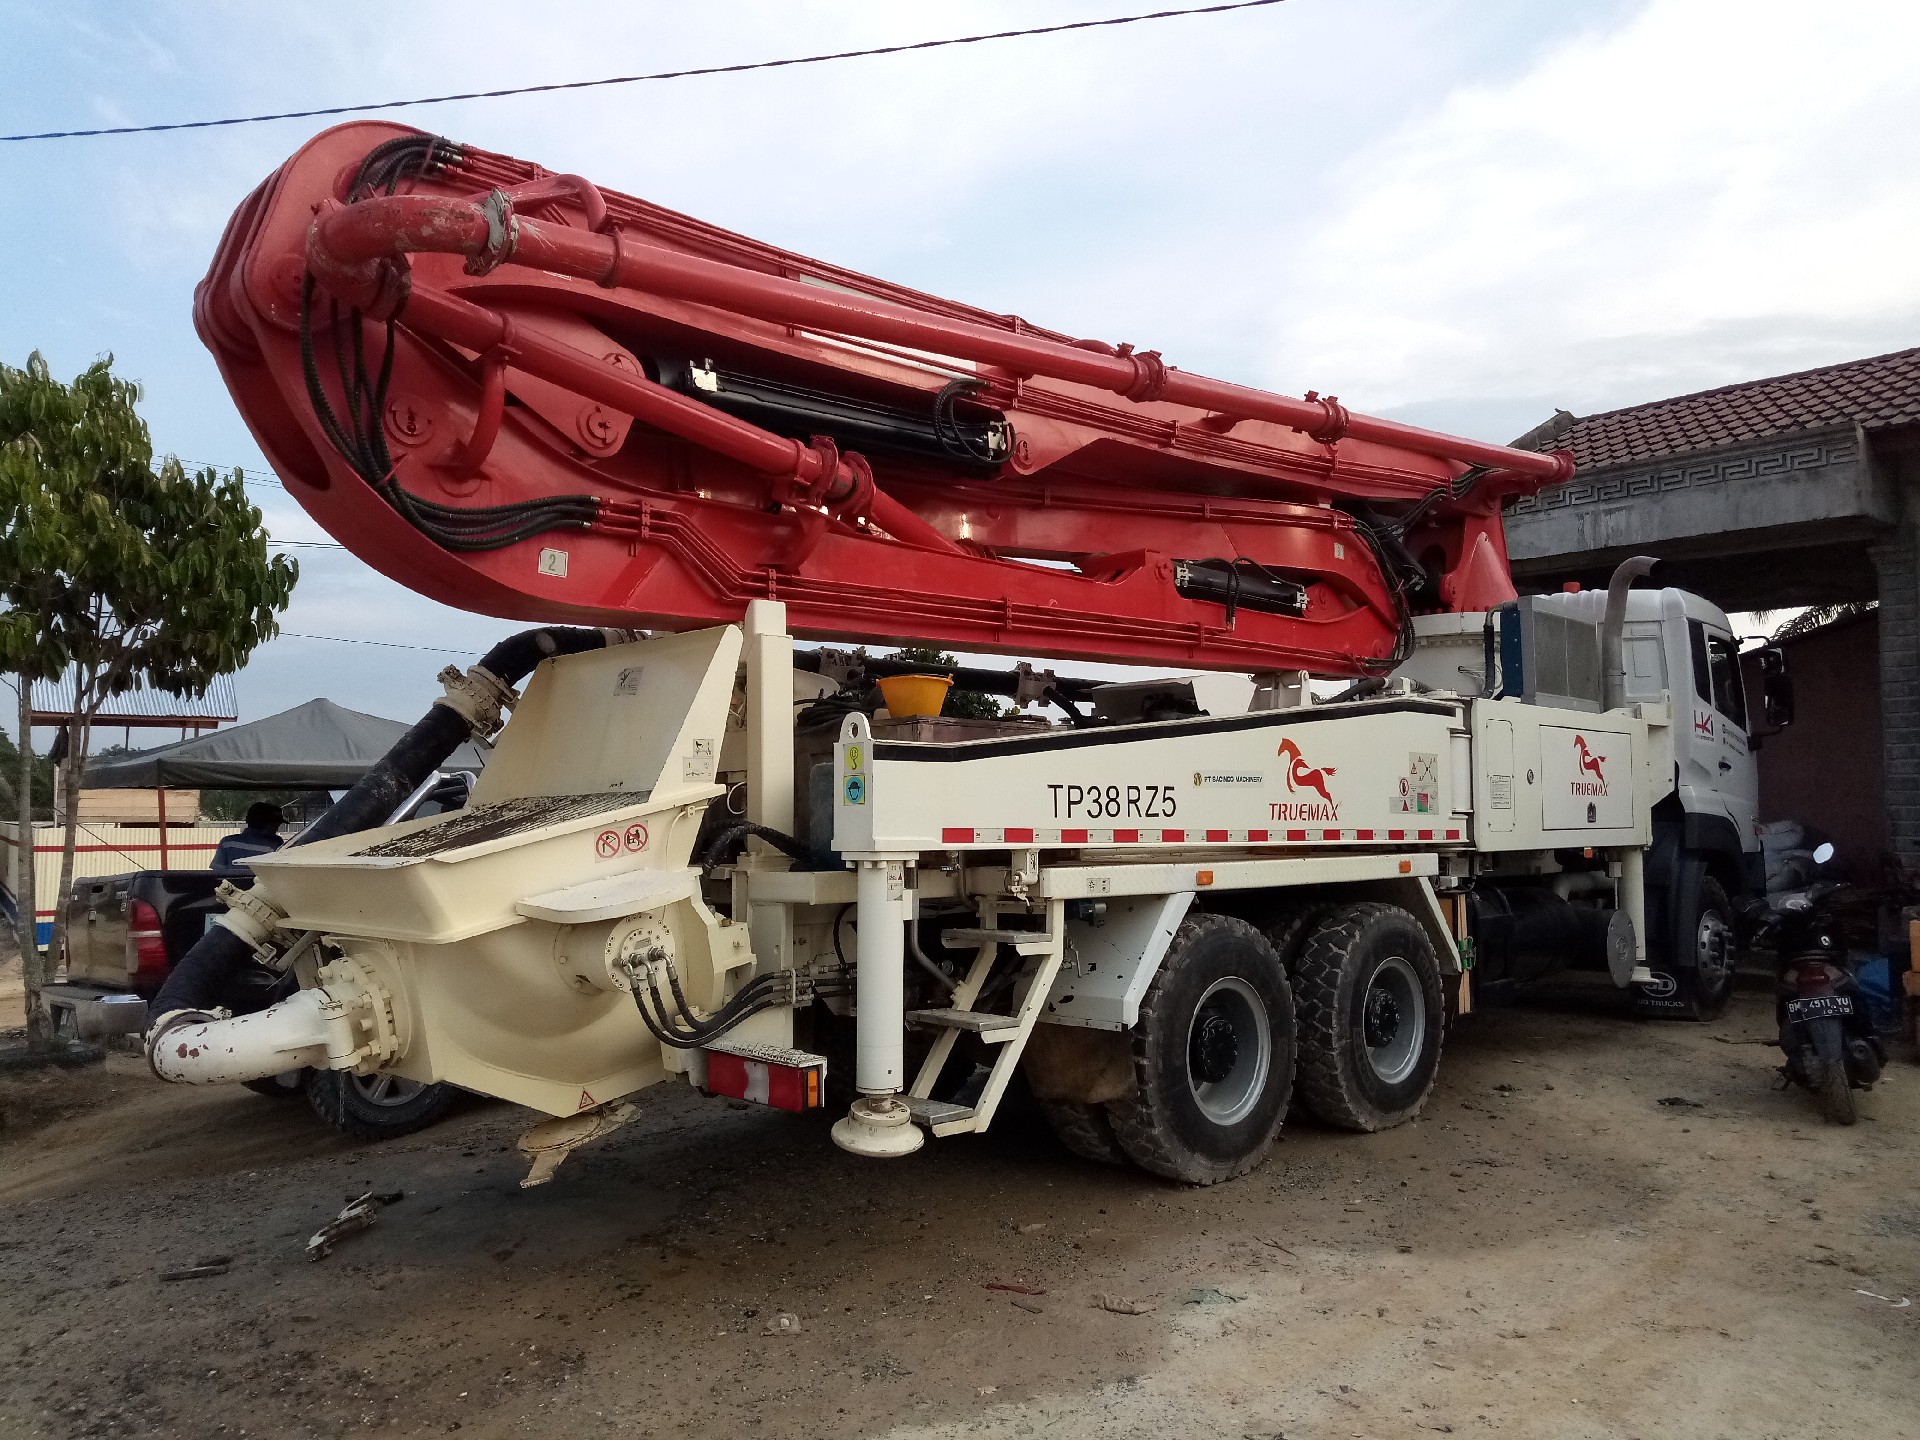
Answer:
594, 829, 621, 859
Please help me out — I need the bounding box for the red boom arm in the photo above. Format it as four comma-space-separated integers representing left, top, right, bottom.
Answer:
195, 124, 1571, 675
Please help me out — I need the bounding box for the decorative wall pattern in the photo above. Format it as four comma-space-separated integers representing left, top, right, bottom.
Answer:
1507, 433, 1859, 517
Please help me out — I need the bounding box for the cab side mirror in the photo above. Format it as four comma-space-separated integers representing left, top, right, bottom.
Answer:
1759, 646, 1794, 730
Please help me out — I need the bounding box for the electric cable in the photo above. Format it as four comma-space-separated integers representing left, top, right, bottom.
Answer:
3, 2, 1291, 144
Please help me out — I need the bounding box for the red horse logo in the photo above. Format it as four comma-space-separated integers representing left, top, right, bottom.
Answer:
1573, 734, 1606, 783
1277, 739, 1337, 803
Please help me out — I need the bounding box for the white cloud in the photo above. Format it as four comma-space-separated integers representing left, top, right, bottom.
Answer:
11, 0, 1919, 719
1275, 0, 1920, 416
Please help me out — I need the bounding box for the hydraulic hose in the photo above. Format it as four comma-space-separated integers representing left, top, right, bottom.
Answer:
700, 821, 813, 870
149, 626, 612, 1025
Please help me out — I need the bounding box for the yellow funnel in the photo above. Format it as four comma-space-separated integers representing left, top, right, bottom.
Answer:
876, 673, 953, 719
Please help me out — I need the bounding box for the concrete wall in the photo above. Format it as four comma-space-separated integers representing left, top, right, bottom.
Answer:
1504, 427, 1899, 611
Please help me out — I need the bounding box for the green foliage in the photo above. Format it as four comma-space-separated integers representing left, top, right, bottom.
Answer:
0, 350, 299, 1042
888, 645, 1005, 720
0, 350, 298, 711
0, 723, 55, 816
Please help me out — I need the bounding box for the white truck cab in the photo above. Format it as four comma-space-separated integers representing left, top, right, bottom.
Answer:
1397, 584, 1778, 1018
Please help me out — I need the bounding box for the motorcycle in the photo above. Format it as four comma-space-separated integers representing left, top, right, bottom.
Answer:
1758, 845, 1886, 1125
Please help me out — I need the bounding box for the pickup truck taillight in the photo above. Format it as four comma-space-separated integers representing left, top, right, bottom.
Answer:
126, 898, 169, 984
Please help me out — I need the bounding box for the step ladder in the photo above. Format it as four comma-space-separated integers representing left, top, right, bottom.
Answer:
901, 899, 1066, 1138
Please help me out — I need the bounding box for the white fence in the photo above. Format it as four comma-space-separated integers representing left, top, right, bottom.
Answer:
1, 820, 244, 947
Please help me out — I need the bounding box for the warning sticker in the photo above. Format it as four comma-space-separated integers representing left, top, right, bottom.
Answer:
594, 829, 622, 859
1390, 753, 1441, 814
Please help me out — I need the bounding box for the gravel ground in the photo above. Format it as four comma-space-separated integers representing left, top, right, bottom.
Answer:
1, 977, 1915, 1440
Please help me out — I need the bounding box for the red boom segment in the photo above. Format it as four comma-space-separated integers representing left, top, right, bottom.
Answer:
195, 123, 1571, 674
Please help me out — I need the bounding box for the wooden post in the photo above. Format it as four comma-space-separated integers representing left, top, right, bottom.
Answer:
157, 787, 169, 869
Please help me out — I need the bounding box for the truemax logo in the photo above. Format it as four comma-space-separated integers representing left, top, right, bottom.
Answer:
1271, 738, 1339, 822
1572, 734, 1608, 797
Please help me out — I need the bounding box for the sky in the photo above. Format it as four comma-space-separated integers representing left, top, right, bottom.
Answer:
4, 0, 1919, 738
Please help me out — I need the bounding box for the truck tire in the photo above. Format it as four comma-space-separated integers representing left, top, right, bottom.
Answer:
1293, 902, 1443, 1133
1105, 913, 1295, 1185
1636, 871, 1735, 1021
1038, 1100, 1127, 1165
1263, 902, 1334, 973
307, 1070, 457, 1141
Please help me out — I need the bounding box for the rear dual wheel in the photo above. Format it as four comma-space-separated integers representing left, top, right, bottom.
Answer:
1291, 902, 1445, 1132
1104, 914, 1297, 1184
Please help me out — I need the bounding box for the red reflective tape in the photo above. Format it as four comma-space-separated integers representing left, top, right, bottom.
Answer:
942, 828, 975, 844
1113, 828, 1140, 843
1446, 829, 1461, 840
1004, 827, 1034, 844
1205, 829, 1228, 842
1418, 829, 1434, 840
1323, 829, 1341, 841
1161, 829, 1185, 843
1247, 829, 1269, 842
1389, 829, 1406, 840
1062, 828, 1090, 844
1356, 829, 1375, 840
1287, 829, 1307, 842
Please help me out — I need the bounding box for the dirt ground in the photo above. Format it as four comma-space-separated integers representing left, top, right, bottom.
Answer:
1, 978, 1915, 1440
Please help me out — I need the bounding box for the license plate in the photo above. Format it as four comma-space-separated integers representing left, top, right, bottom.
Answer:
1786, 995, 1853, 1022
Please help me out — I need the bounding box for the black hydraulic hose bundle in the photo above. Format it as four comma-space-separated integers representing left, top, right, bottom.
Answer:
149, 626, 610, 1023
700, 822, 814, 870
629, 956, 788, 1049
299, 135, 600, 553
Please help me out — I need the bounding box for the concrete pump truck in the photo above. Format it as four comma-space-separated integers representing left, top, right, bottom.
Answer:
149, 125, 1786, 1183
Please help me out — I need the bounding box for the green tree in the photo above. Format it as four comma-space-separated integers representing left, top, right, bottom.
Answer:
889, 645, 1005, 720
0, 714, 56, 817
0, 352, 297, 1051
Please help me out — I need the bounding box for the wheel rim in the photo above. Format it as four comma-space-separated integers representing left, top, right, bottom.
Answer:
1695, 908, 1734, 989
1184, 976, 1271, 1126
352, 1073, 427, 1107
1361, 954, 1425, 1086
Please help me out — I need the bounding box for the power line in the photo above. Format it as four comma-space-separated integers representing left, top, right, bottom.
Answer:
1, 1, 1287, 143
175, 458, 284, 490
278, 631, 472, 655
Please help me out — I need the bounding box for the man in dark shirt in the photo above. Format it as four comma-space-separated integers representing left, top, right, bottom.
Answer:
213, 802, 286, 869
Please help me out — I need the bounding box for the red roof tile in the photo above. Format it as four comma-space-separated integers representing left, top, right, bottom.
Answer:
1515, 346, 1920, 470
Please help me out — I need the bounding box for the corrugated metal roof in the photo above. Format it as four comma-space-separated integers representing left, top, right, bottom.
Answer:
29, 672, 238, 726
1514, 346, 1920, 470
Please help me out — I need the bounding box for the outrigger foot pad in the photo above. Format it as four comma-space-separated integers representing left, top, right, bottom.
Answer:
830, 1095, 925, 1158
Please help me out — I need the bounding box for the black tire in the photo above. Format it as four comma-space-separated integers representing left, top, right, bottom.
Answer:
307, 1070, 457, 1141
243, 1069, 310, 1100
1636, 870, 1736, 1021
1293, 902, 1443, 1133
1038, 1099, 1127, 1165
1106, 913, 1295, 1185
1810, 1020, 1857, 1126
1263, 902, 1334, 973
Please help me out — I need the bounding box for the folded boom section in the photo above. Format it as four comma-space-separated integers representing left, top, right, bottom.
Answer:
196, 122, 1571, 674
